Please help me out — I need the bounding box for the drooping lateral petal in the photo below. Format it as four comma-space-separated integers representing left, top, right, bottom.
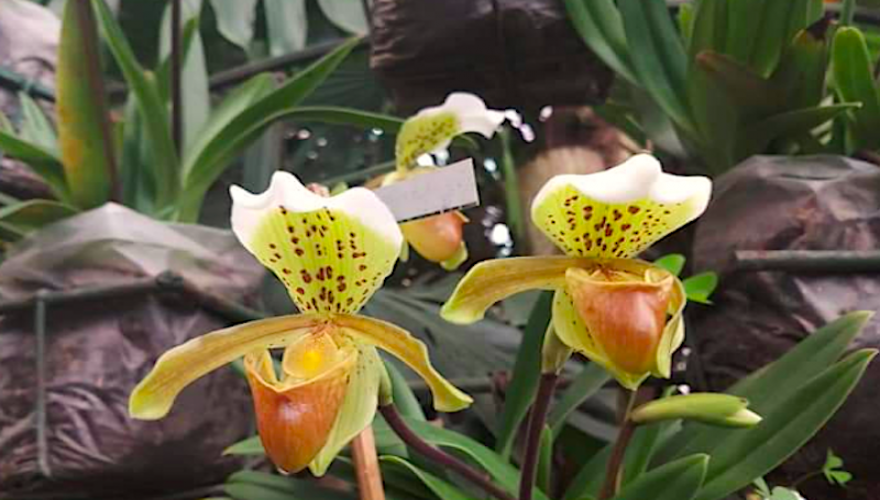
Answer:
440, 256, 597, 324
395, 92, 505, 169
552, 290, 648, 390
334, 314, 473, 412
231, 172, 403, 315
245, 346, 356, 474
129, 314, 322, 420
309, 343, 384, 476
531, 154, 711, 258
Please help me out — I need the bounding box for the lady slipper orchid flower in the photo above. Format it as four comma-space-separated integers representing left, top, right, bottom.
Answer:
129, 172, 471, 476
387, 92, 507, 270
441, 154, 711, 389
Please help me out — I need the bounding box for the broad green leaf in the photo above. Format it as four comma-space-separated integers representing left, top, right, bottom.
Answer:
563, 0, 637, 84
832, 27, 880, 150
618, 0, 691, 130
317, 0, 368, 35
92, 0, 179, 208
694, 350, 875, 500
404, 417, 549, 500
495, 291, 553, 460
224, 470, 355, 500
615, 454, 708, 500
683, 272, 718, 304
179, 38, 361, 221
17, 92, 57, 153
0, 199, 77, 236
57, 0, 114, 209
661, 312, 872, 461
548, 362, 609, 438
723, 0, 763, 65
265, 0, 307, 56
209, 0, 258, 50
330, 457, 435, 500
653, 254, 685, 277
0, 130, 68, 200
119, 91, 157, 213
381, 456, 472, 500
223, 435, 264, 456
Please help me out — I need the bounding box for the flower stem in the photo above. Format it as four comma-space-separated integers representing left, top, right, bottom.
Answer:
379, 404, 516, 500
351, 426, 386, 500
598, 389, 638, 500
519, 373, 559, 500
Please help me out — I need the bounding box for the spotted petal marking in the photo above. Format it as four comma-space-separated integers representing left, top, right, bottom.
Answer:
231, 172, 402, 315
531, 154, 711, 258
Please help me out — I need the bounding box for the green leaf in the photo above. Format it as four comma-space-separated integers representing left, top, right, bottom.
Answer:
723, 0, 763, 65
653, 254, 686, 277
224, 470, 355, 500
0, 199, 78, 237
495, 291, 553, 460
832, 27, 880, 150
381, 456, 473, 500
537, 425, 553, 494
616, 454, 709, 500
317, 0, 368, 35
693, 350, 876, 500
618, 0, 691, 130
688, 0, 728, 60
385, 359, 426, 421
736, 104, 858, 160
823, 448, 853, 486
17, 92, 57, 153
749, 0, 812, 77
563, 0, 636, 84
57, 0, 114, 209
682, 272, 718, 304
92, 0, 179, 208
661, 312, 873, 462
548, 362, 609, 437
265, 0, 307, 56
179, 38, 361, 221
403, 416, 549, 500
209, 0, 258, 50
0, 130, 68, 201
223, 435, 264, 456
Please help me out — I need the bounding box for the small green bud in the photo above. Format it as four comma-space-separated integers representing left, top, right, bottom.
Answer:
630, 393, 762, 428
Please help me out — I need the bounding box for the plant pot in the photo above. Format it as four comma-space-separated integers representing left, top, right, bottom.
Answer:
688, 155, 880, 500
369, 0, 613, 115
0, 204, 264, 498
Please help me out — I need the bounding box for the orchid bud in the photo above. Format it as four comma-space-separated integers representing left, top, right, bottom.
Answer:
630, 393, 763, 428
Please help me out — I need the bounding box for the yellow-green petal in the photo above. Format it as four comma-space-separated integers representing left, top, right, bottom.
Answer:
231, 172, 402, 315
309, 343, 384, 476
652, 270, 687, 379
441, 256, 594, 324
334, 314, 472, 412
531, 154, 711, 258
395, 93, 504, 170
129, 314, 323, 420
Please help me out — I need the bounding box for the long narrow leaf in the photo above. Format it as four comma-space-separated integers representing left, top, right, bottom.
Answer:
17, 92, 57, 153
695, 350, 875, 500
832, 27, 880, 149
382, 456, 473, 500
0, 199, 77, 236
563, 0, 637, 83
179, 38, 361, 221
92, 0, 179, 207
57, 0, 114, 209
495, 291, 553, 460
548, 362, 610, 437
616, 454, 708, 500
0, 131, 68, 200
619, 0, 691, 130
